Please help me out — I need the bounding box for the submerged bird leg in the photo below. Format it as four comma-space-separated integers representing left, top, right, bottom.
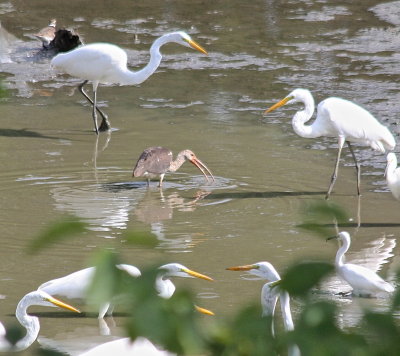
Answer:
78, 81, 111, 133
326, 137, 345, 200
347, 141, 361, 196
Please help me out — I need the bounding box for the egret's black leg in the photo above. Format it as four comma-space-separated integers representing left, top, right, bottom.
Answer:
347, 141, 361, 196
92, 89, 99, 134
326, 137, 345, 200
78, 81, 111, 132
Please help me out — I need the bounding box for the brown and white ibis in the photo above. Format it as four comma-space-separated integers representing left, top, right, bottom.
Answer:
33, 19, 56, 48
133, 146, 214, 187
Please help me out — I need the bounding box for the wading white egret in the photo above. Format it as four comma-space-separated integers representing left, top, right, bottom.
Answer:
38, 263, 213, 316
264, 88, 396, 199
327, 231, 395, 296
386, 152, 400, 201
133, 147, 215, 187
0, 290, 80, 352
38, 264, 141, 319
51, 31, 208, 134
227, 262, 300, 356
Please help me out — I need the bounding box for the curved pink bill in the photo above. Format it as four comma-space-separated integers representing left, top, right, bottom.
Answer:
190, 158, 215, 183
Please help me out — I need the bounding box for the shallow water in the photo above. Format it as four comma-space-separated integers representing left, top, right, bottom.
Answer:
1, 0, 400, 354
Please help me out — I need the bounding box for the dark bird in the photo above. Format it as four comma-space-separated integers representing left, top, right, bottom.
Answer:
33, 19, 56, 48
49, 28, 82, 53
133, 147, 214, 187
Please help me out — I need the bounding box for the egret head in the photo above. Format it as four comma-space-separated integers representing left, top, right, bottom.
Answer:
327, 231, 351, 244
171, 31, 208, 55
20, 290, 81, 312
158, 263, 213, 281
264, 88, 314, 114
181, 149, 215, 182
227, 262, 280, 282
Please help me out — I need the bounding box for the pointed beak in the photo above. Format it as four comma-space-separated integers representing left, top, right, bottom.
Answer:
46, 296, 81, 313
326, 235, 338, 242
195, 305, 215, 316
264, 96, 292, 115
226, 264, 258, 271
182, 267, 214, 281
188, 39, 208, 55
190, 157, 215, 183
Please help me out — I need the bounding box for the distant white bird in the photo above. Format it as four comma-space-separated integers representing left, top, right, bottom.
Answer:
51, 31, 208, 134
0, 290, 80, 352
38, 264, 141, 319
386, 152, 400, 200
328, 231, 395, 296
264, 88, 396, 199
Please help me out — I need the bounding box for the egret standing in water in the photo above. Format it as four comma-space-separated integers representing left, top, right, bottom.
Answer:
133, 147, 215, 187
0, 290, 80, 352
264, 89, 396, 199
386, 152, 400, 201
327, 231, 395, 297
51, 31, 208, 134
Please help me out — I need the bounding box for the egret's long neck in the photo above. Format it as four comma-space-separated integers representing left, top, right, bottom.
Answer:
279, 291, 294, 331
123, 34, 173, 85
292, 96, 319, 138
14, 299, 40, 350
168, 152, 186, 173
336, 238, 350, 268
155, 274, 175, 299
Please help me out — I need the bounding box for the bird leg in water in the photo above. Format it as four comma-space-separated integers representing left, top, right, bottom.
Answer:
346, 141, 361, 196
326, 137, 345, 200
78, 81, 111, 133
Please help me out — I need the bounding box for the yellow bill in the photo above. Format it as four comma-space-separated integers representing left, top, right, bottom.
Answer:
264, 96, 292, 114
47, 295, 81, 313
182, 268, 214, 281
226, 264, 258, 271
189, 39, 208, 55
195, 305, 215, 316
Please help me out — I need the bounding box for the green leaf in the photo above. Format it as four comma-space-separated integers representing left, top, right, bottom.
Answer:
279, 261, 334, 297
28, 216, 87, 253
297, 200, 349, 238
122, 230, 158, 248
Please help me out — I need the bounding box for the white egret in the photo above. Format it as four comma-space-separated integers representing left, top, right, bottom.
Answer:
386, 152, 400, 200
0, 290, 80, 352
133, 147, 215, 187
38, 264, 141, 319
38, 263, 213, 316
264, 88, 396, 199
51, 31, 208, 134
327, 231, 395, 296
79, 336, 176, 356
227, 262, 300, 356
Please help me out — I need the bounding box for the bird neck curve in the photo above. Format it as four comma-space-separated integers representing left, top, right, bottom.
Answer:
124, 33, 177, 85
291, 94, 319, 138
168, 151, 187, 173
279, 291, 294, 331
336, 237, 350, 268
155, 274, 175, 299
14, 298, 40, 350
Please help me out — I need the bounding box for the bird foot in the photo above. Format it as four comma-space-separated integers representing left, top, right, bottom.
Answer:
98, 119, 111, 132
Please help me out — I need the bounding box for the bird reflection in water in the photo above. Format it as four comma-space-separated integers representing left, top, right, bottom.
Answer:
134, 189, 211, 251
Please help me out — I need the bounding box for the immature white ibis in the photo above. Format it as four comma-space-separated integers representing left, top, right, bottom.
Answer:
33, 19, 56, 48
327, 231, 395, 296
133, 147, 214, 187
51, 31, 207, 134
264, 88, 396, 199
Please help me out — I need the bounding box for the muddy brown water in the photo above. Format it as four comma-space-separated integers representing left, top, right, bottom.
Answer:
1, 0, 400, 354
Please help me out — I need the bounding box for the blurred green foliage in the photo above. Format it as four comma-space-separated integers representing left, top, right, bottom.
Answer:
0, 80, 7, 99
19, 207, 400, 355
